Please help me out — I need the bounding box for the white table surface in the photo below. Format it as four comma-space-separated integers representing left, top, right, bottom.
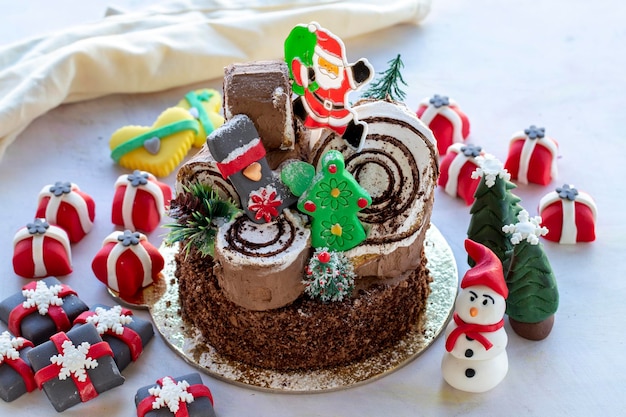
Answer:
1, 1, 625, 416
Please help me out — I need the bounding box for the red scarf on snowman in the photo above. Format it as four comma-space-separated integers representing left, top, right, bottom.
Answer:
446, 240, 509, 352
445, 313, 504, 352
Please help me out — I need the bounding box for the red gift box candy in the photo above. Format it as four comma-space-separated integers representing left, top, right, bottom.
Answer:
92, 230, 164, 298
416, 94, 470, 157
538, 184, 597, 244
12, 219, 72, 278
112, 170, 171, 233
438, 143, 485, 205
504, 125, 558, 186
36, 181, 95, 243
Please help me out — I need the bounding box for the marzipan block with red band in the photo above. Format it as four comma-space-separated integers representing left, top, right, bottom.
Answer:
0, 331, 36, 402
0, 277, 89, 346
27, 324, 124, 412
135, 372, 216, 417
92, 230, 164, 299
73, 304, 154, 372
12, 219, 72, 278
36, 181, 96, 243
438, 143, 484, 206
112, 170, 172, 233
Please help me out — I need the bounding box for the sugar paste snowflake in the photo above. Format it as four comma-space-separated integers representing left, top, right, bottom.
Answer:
85, 306, 133, 335
502, 209, 548, 245
149, 377, 194, 413
0, 331, 25, 363
22, 281, 64, 315
50, 340, 99, 382
472, 154, 511, 188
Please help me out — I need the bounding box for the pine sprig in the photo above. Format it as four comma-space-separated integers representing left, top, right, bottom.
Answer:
165, 182, 240, 257
361, 54, 408, 102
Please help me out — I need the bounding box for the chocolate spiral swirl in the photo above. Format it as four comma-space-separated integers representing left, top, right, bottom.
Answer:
225, 214, 297, 257
311, 115, 434, 245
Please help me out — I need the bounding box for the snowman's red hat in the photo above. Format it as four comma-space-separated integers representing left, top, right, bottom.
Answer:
462, 239, 508, 298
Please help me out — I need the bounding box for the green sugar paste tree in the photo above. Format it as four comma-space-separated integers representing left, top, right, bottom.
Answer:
502, 209, 559, 340
282, 150, 371, 251
303, 248, 356, 302
467, 154, 523, 265
361, 54, 408, 102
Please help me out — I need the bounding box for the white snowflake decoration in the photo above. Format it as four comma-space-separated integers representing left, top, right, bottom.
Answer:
85, 306, 133, 335
502, 209, 549, 245
0, 331, 25, 363
22, 281, 64, 315
49, 340, 99, 382
149, 377, 194, 413
472, 154, 511, 188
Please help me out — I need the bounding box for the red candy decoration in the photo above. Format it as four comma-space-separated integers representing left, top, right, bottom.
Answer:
317, 251, 331, 263
92, 230, 164, 298
112, 170, 171, 233
36, 181, 95, 243
438, 143, 484, 206
416, 95, 470, 157
12, 219, 72, 279
504, 126, 558, 186
303, 201, 316, 212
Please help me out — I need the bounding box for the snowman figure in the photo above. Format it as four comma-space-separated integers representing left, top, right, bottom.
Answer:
442, 239, 509, 393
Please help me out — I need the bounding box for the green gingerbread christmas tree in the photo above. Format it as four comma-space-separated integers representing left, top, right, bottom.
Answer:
467, 154, 523, 265
502, 209, 559, 340
281, 150, 371, 251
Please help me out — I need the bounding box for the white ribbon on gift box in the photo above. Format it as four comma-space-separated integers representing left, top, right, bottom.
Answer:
0, 0, 432, 161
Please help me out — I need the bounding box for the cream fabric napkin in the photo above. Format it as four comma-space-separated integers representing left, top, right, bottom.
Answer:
0, 0, 431, 160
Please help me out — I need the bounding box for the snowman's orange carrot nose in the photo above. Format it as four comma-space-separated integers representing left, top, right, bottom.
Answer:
470, 307, 478, 317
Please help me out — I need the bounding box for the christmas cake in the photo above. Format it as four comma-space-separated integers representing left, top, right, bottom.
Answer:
172, 31, 439, 372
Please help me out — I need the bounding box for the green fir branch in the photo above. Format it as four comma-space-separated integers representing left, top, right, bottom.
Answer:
164, 182, 240, 258
362, 54, 408, 102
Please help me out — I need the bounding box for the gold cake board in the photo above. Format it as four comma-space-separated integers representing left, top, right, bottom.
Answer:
111, 224, 458, 392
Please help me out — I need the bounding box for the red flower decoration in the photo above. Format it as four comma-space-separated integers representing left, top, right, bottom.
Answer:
248, 185, 282, 223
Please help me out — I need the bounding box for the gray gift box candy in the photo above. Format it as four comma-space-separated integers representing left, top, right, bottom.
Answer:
27, 323, 125, 412
72, 304, 154, 372
0, 331, 35, 402
0, 277, 89, 346
135, 372, 216, 417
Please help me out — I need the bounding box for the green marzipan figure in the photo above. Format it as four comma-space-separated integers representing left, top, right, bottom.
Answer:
297, 150, 371, 251
467, 155, 522, 266
502, 210, 559, 340
361, 54, 408, 102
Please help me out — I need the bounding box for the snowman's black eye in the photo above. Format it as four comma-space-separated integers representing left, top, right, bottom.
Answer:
483, 294, 495, 305
469, 290, 478, 302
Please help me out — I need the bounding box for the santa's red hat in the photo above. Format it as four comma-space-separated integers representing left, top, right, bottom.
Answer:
308, 22, 345, 66
461, 239, 508, 298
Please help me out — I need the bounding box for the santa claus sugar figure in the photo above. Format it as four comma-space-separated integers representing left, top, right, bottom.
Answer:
285, 22, 374, 151
441, 239, 509, 393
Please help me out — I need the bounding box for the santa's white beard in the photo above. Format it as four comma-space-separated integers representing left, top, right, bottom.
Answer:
315, 66, 345, 90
